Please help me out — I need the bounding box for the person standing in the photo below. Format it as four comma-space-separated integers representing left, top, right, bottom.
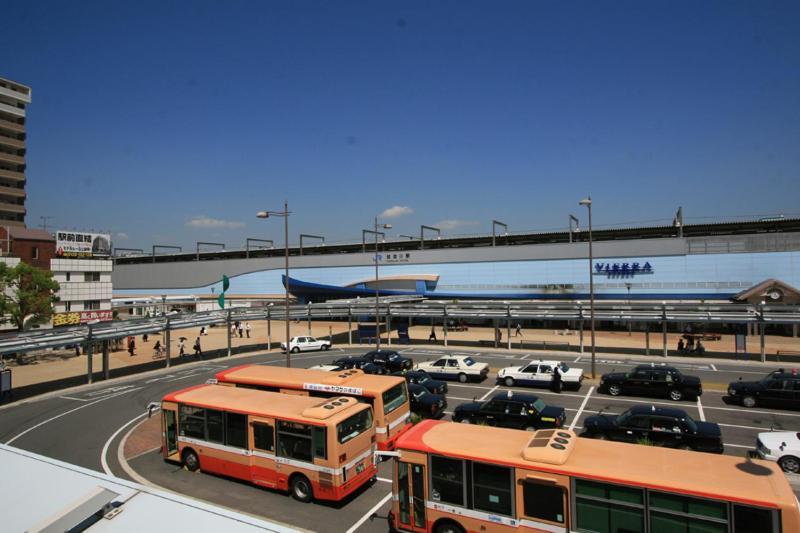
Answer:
128, 336, 136, 357
178, 338, 186, 357
193, 337, 202, 358
245, 322, 251, 338
238, 322, 244, 338
551, 364, 563, 393
428, 326, 437, 342
515, 323, 522, 337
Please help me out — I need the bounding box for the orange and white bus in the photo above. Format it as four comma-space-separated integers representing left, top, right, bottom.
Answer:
161, 383, 377, 503
214, 364, 411, 451
389, 420, 800, 533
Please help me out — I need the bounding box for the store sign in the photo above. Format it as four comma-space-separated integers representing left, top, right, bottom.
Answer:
594, 261, 653, 278
55, 231, 111, 258
53, 310, 113, 327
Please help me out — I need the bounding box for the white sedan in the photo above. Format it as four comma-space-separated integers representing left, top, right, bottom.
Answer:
281, 336, 331, 353
755, 431, 800, 473
307, 364, 341, 371
414, 355, 489, 383
497, 361, 584, 390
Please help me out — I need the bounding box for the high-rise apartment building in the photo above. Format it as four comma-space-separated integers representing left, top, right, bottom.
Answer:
0, 77, 31, 227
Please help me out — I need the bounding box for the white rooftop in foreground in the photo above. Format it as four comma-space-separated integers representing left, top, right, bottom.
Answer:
0, 444, 301, 532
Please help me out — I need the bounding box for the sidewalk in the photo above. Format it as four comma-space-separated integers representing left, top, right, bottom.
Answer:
2, 321, 799, 403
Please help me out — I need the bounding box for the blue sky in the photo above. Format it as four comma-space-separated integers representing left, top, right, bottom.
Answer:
3, 1, 799, 250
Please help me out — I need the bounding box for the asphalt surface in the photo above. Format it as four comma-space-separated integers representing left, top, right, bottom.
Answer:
2, 347, 799, 533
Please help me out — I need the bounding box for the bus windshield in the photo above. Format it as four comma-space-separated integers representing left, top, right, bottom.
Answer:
337, 408, 373, 444
383, 383, 408, 415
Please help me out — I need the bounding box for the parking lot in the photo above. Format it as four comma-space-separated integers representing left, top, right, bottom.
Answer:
111, 346, 800, 533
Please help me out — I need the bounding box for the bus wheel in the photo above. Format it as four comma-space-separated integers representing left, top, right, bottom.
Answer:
290, 474, 314, 503
182, 449, 200, 472
434, 520, 465, 533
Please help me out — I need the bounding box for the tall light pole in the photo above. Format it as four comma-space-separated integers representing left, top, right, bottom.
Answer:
257, 201, 292, 367
374, 217, 392, 351
579, 197, 596, 379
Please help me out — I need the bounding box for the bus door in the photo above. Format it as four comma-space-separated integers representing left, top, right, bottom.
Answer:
163, 408, 178, 458
250, 418, 278, 488
397, 461, 426, 532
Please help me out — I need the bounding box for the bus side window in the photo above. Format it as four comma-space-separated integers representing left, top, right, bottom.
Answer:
733, 505, 773, 533
253, 422, 274, 452
225, 412, 247, 448
523, 481, 565, 524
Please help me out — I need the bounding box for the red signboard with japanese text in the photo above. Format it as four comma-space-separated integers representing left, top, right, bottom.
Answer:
53, 310, 113, 327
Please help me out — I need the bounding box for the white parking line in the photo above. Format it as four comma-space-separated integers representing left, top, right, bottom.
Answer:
725, 443, 753, 449
710, 364, 717, 371
377, 477, 392, 483
718, 422, 775, 431
479, 386, 499, 401
345, 492, 393, 533
570, 386, 594, 431
574, 356, 582, 363
697, 397, 706, 421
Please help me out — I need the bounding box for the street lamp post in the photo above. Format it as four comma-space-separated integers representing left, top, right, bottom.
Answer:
579, 197, 596, 379
374, 217, 392, 351
257, 201, 291, 367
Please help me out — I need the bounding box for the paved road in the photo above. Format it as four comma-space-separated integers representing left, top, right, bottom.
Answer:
1, 347, 799, 532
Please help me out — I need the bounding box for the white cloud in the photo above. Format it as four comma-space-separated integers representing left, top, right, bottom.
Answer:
434, 219, 479, 231
380, 205, 414, 218
186, 216, 245, 229
115, 232, 129, 240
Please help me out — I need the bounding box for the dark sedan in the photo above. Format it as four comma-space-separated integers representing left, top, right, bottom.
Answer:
393, 370, 448, 395
408, 383, 447, 418
600, 364, 702, 401
727, 369, 800, 409
363, 349, 414, 372
582, 405, 723, 453
330, 357, 388, 375
452, 392, 566, 431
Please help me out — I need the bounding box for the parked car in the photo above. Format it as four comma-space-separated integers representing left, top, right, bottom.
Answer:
582, 405, 723, 453
497, 360, 584, 390
332, 357, 388, 375
753, 431, 800, 473
394, 370, 448, 394
281, 336, 331, 353
414, 355, 489, 383
408, 383, 447, 418
452, 391, 566, 430
727, 369, 800, 409
599, 364, 702, 401
362, 349, 414, 372
306, 364, 343, 372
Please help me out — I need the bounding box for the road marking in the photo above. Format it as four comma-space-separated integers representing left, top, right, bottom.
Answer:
725, 443, 754, 449
5, 388, 142, 445
377, 477, 391, 483
59, 395, 90, 402
521, 353, 533, 360
710, 364, 717, 371
479, 385, 499, 401
718, 422, 778, 431
345, 492, 393, 533
570, 386, 594, 431
574, 356, 582, 363
697, 397, 705, 421
102, 409, 156, 475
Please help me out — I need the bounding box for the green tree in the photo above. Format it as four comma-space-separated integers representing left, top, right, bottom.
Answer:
0, 261, 60, 330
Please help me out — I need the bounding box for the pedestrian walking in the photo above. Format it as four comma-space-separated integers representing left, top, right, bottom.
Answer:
245, 322, 251, 338
515, 323, 522, 337
142, 333, 149, 342
230, 323, 236, 336
193, 337, 202, 358
551, 364, 563, 393
238, 322, 244, 338
127, 336, 136, 357
677, 338, 685, 353
428, 326, 437, 342
178, 339, 186, 357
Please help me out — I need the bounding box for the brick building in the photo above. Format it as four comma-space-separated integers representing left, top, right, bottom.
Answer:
0, 226, 55, 270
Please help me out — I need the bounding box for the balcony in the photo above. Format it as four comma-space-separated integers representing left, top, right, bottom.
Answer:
0, 85, 31, 104
0, 118, 24, 134
0, 168, 25, 182
0, 201, 25, 214
0, 152, 24, 165
0, 135, 24, 149
0, 101, 25, 119
0, 185, 25, 198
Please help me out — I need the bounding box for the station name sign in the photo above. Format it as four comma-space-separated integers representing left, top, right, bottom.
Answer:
594, 261, 653, 278
303, 383, 364, 395
376, 253, 411, 264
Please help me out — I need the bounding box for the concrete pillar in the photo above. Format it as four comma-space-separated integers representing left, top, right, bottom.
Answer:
165, 318, 171, 368
227, 309, 232, 357
387, 308, 392, 346
86, 327, 93, 385
579, 320, 584, 354
662, 320, 668, 357
267, 312, 272, 351
307, 305, 312, 336
793, 324, 798, 338
102, 340, 109, 380
760, 322, 766, 363
507, 309, 512, 350
443, 307, 448, 348
645, 326, 650, 356
348, 309, 352, 345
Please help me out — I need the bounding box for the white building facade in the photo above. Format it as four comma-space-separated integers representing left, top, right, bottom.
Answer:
51, 257, 113, 326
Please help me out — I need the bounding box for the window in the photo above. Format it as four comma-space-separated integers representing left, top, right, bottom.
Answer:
431, 359, 446, 367
206, 409, 224, 443
447, 359, 459, 367
383, 383, 408, 415
65, 272, 71, 281
84, 300, 101, 310
179, 405, 206, 439
32, 246, 38, 259
625, 416, 651, 430
276, 421, 325, 462
649, 492, 727, 533
575, 479, 644, 533
225, 412, 247, 448
253, 422, 274, 452
523, 481, 565, 523
65, 301, 72, 312
522, 365, 537, 373
733, 505, 774, 533
430, 455, 464, 506
337, 408, 373, 444
472, 462, 512, 516
313, 426, 327, 458
84, 272, 100, 282
539, 365, 552, 374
